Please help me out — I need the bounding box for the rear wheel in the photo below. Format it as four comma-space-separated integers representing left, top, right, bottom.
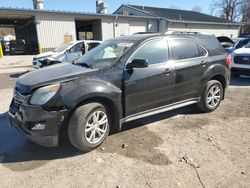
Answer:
197, 80, 223, 112
68, 103, 110, 151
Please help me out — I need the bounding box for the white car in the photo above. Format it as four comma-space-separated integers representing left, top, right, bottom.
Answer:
32, 40, 102, 68
231, 42, 250, 76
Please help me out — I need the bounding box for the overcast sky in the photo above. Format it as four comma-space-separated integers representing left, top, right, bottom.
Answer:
0, 0, 214, 14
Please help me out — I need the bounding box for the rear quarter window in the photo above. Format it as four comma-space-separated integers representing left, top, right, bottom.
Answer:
198, 36, 226, 55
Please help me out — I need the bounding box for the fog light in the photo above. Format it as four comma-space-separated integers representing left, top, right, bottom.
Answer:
31, 123, 46, 131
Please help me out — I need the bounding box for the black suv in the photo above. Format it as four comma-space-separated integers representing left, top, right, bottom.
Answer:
9, 33, 231, 151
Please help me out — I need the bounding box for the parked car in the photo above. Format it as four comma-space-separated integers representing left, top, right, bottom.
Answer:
217, 36, 234, 52
9, 33, 230, 151
9, 40, 26, 55
32, 40, 102, 68
231, 42, 250, 76
227, 38, 250, 54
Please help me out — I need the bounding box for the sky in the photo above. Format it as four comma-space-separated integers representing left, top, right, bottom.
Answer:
0, 0, 214, 14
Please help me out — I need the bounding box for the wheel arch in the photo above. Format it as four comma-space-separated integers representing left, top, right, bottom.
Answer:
63, 94, 122, 134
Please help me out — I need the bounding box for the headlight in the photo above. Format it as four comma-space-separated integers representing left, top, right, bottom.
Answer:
30, 84, 60, 105
39, 57, 48, 61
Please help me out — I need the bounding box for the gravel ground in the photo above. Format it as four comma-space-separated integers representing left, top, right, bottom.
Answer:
0, 68, 250, 188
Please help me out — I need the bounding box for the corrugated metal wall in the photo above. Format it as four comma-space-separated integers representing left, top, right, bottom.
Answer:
101, 18, 158, 40
35, 13, 76, 52
168, 23, 239, 38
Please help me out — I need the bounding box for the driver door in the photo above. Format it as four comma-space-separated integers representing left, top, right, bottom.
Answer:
66, 42, 83, 62
124, 39, 175, 116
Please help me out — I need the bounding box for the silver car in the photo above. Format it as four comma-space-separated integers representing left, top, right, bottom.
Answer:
33, 40, 102, 68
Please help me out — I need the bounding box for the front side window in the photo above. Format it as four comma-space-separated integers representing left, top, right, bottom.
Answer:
54, 43, 72, 53
70, 43, 83, 53
130, 39, 168, 65
171, 39, 206, 60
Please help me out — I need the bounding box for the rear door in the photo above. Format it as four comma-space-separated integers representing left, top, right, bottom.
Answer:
124, 38, 175, 116
169, 38, 208, 101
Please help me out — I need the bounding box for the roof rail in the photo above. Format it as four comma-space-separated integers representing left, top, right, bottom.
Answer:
133, 32, 159, 35
165, 30, 202, 35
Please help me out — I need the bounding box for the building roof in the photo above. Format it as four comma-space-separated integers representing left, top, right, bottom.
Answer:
0, 7, 159, 20
121, 4, 240, 25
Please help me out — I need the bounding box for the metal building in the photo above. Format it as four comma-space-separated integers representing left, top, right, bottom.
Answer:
115, 4, 242, 38
0, 7, 160, 53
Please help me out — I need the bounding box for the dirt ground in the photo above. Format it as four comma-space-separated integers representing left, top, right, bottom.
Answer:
0, 66, 250, 187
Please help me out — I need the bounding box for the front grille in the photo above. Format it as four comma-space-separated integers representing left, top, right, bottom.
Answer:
15, 87, 30, 95
14, 88, 31, 105
234, 56, 250, 65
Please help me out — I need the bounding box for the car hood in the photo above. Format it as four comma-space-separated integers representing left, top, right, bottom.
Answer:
34, 51, 57, 59
217, 36, 234, 44
16, 63, 97, 92
233, 48, 250, 55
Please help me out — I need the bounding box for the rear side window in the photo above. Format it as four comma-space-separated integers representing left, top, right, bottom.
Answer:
171, 39, 206, 60
131, 39, 168, 65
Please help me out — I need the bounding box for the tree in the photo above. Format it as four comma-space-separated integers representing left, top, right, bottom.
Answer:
191, 6, 203, 12
209, 0, 217, 15
210, 0, 250, 21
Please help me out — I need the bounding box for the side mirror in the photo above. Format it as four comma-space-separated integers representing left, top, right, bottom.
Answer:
126, 59, 149, 69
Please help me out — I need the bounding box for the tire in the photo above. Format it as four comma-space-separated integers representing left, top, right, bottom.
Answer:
197, 80, 223, 113
68, 102, 110, 151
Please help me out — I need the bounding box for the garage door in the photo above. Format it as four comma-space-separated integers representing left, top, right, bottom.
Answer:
129, 21, 147, 35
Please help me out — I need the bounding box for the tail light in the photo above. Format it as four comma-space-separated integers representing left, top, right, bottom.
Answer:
226, 54, 232, 68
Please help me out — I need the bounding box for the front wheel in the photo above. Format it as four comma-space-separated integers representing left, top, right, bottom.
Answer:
68, 103, 110, 151
197, 80, 223, 113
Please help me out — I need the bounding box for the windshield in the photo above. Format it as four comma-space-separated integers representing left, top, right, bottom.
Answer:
75, 40, 134, 69
244, 42, 250, 48
54, 43, 72, 52
235, 39, 250, 49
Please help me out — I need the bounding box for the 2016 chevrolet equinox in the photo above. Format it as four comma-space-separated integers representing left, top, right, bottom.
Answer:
9, 33, 231, 151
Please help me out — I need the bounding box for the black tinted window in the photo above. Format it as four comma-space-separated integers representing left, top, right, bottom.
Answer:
131, 40, 168, 65
172, 39, 203, 60
199, 36, 225, 55
89, 42, 100, 50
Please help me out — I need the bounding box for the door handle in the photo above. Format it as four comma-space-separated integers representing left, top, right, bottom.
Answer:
163, 68, 171, 74
200, 60, 207, 65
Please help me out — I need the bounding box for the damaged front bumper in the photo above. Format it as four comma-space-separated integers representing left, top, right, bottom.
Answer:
8, 99, 67, 147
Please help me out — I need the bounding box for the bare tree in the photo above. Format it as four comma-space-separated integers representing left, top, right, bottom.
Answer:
191, 6, 203, 12
241, 0, 250, 21
209, 1, 216, 15
210, 0, 250, 21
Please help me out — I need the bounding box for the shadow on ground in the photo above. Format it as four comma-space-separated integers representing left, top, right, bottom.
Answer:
0, 112, 81, 171
0, 104, 200, 171
230, 76, 250, 87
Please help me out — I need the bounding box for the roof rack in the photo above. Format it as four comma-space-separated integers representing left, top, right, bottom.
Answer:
133, 32, 159, 35
165, 31, 201, 35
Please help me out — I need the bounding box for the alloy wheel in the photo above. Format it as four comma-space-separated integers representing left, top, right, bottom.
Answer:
85, 111, 108, 144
